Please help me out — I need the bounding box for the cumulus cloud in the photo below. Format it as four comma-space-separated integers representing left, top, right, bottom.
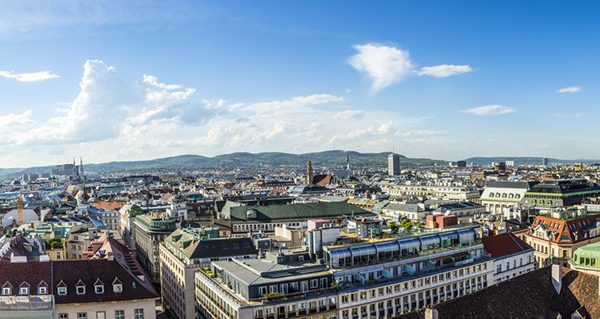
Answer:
418, 65, 473, 78
1, 59, 445, 166
557, 86, 581, 94
348, 43, 473, 92
348, 43, 414, 92
462, 105, 516, 116
0, 70, 59, 82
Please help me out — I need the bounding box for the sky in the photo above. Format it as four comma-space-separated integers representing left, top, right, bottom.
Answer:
1, 0, 599, 167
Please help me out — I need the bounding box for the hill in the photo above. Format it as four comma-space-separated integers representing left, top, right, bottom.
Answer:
0, 151, 446, 177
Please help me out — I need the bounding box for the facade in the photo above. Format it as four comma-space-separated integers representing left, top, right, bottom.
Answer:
482, 232, 535, 284
217, 202, 375, 236
524, 210, 600, 267
118, 203, 143, 252
382, 183, 479, 201
159, 228, 256, 319
388, 154, 400, 176
132, 213, 177, 283
195, 225, 494, 319
569, 241, 600, 275
480, 181, 535, 214
524, 179, 600, 208
434, 202, 485, 224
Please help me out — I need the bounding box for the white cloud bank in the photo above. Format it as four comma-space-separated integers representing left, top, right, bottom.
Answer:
462, 105, 516, 116
0, 59, 441, 167
557, 86, 581, 94
0, 70, 59, 82
348, 43, 472, 92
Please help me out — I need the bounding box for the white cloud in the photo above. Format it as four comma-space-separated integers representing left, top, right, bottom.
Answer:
348, 43, 473, 92
418, 65, 473, 78
462, 105, 516, 116
557, 86, 581, 94
348, 43, 414, 92
0, 70, 59, 82
0, 59, 441, 167
0, 110, 33, 127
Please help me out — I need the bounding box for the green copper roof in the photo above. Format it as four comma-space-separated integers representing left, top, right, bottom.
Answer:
570, 241, 600, 270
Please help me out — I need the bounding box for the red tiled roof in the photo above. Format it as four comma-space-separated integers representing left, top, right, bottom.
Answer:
482, 232, 533, 258
91, 201, 127, 211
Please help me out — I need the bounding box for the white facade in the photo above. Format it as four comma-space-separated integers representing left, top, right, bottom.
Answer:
492, 250, 535, 284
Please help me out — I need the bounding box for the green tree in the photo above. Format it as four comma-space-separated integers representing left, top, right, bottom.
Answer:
400, 218, 413, 231
389, 221, 399, 234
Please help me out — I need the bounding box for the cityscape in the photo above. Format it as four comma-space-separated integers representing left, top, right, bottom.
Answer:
2, 1, 600, 319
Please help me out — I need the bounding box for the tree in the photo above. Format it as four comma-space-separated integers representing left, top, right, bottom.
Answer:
400, 218, 413, 231
389, 222, 399, 234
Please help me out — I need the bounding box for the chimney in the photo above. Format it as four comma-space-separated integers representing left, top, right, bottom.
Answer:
551, 264, 563, 294
425, 306, 439, 319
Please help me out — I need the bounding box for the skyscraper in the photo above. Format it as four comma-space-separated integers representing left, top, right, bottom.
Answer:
388, 153, 400, 176
543, 158, 549, 166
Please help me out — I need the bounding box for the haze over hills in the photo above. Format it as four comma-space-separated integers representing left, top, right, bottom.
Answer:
0, 151, 446, 177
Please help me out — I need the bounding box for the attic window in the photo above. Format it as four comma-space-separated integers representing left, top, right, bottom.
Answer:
113, 283, 122, 293
57, 287, 67, 295
95, 285, 104, 294
19, 282, 30, 295
1, 287, 11, 296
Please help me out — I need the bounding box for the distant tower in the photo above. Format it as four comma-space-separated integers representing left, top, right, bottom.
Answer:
79, 157, 84, 179
346, 152, 350, 170
543, 158, 549, 166
306, 160, 314, 184
388, 153, 400, 176
72, 158, 77, 177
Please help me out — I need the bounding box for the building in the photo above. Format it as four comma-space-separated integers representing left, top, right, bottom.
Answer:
482, 232, 535, 284
388, 154, 400, 176
159, 228, 257, 319
434, 202, 485, 224
216, 202, 375, 236
543, 157, 549, 166
132, 213, 177, 283
480, 181, 536, 214
195, 251, 337, 319
524, 210, 600, 267
398, 265, 600, 319
119, 203, 143, 251
0, 261, 53, 319
524, 179, 600, 208
382, 183, 479, 201
569, 241, 600, 275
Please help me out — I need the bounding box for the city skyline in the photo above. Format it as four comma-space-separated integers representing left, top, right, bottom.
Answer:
2, 1, 600, 167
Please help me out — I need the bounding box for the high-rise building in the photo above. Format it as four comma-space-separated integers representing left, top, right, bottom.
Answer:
388, 153, 400, 176
543, 157, 549, 166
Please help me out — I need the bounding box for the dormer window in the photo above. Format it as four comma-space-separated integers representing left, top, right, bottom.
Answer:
112, 277, 123, 293
75, 280, 86, 295
57, 287, 67, 295
38, 281, 48, 295
1, 283, 12, 296
18, 282, 30, 295
94, 279, 104, 294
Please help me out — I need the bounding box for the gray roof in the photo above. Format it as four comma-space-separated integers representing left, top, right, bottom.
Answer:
213, 259, 330, 286
225, 202, 373, 222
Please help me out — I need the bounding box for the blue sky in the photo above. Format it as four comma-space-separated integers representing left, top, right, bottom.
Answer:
0, 0, 599, 167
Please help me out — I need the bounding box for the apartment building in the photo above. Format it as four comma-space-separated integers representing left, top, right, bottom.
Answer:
381, 183, 479, 201
159, 228, 256, 319
195, 225, 494, 319
482, 232, 535, 284
524, 209, 600, 267
133, 213, 177, 283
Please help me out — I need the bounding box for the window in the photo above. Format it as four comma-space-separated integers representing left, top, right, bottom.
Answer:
95, 285, 104, 294
59, 314, 68, 319
77, 313, 87, 319
258, 286, 267, 295
57, 287, 67, 295
115, 310, 125, 319
96, 312, 105, 319
38, 285, 48, 295
18, 286, 29, 295
134, 308, 144, 319
1, 287, 10, 295
113, 284, 122, 293
76, 286, 85, 295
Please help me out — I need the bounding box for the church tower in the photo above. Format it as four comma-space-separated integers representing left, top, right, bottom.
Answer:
306, 160, 313, 185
